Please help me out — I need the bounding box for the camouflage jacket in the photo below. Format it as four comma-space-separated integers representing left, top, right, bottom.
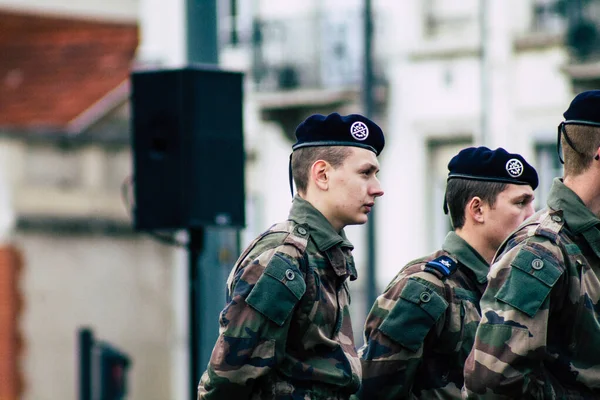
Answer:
464, 178, 600, 399
198, 196, 361, 400
357, 232, 488, 399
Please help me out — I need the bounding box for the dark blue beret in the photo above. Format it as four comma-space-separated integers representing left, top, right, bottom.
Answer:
292, 113, 385, 155
563, 90, 600, 124
447, 146, 538, 190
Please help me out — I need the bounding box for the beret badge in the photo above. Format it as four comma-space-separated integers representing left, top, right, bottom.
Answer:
350, 121, 369, 141
505, 158, 524, 178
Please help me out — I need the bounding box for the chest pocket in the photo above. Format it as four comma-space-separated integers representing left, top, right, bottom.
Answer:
495, 248, 562, 318
246, 253, 306, 326
379, 278, 448, 352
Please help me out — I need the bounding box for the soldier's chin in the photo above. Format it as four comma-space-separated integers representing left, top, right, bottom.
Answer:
352, 215, 369, 226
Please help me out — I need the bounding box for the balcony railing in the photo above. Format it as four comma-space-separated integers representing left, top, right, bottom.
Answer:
222, 12, 365, 92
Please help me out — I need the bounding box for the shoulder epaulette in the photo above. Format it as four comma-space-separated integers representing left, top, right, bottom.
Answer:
425, 255, 458, 277
534, 210, 565, 243
227, 221, 309, 290
281, 223, 310, 275
496, 209, 561, 258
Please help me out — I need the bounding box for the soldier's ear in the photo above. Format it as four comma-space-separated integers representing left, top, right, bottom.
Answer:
466, 196, 485, 224
311, 160, 329, 191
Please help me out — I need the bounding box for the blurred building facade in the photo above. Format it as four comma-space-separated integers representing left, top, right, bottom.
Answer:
1, 0, 599, 399
0, 2, 180, 400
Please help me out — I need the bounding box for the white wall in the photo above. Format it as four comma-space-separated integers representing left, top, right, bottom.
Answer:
0, 140, 16, 245
257, 0, 320, 19
0, 0, 138, 20
17, 233, 175, 400
137, 0, 185, 65
256, 122, 294, 227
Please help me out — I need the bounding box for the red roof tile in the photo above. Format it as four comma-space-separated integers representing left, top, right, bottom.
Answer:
0, 10, 138, 131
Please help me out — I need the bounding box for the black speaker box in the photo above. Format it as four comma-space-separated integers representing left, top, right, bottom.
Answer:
131, 66, 245, 230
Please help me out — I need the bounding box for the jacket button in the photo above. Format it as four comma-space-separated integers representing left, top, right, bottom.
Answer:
552, 215, 562, 223
420, 292, 432, 303
297, 226, 307, 236
532, 259, 544, 270
285, 269, 295, 280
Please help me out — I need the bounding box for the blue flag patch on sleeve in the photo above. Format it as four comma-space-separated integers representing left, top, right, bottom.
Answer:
425, 255, 458, 277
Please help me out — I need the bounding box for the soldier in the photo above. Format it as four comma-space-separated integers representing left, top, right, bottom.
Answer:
357, 146, 538, 399
197, 112, 385, 400
463, 93, 600, 398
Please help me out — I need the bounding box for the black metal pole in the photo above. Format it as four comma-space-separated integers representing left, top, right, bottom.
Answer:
363, 0, 378, 312
186, 0, 219, 65
78, 327, 93, 400
188, 228, 204, 400
186, 2, 218, 399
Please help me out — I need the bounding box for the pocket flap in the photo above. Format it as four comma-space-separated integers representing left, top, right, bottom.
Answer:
379, 278, 448, 352
495, 248, 562, 318
246, 253, 306, 326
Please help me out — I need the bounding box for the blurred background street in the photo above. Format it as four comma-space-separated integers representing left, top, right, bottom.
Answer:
0, 0, 594, 398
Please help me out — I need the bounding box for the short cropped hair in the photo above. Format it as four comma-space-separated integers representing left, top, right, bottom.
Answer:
561, 124, 600, 177
445, 179, 507, 229
291, 146, 352, 194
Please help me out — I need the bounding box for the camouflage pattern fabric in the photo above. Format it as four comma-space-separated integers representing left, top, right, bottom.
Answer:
357, 232, 488, 399
198, 196, 361, 400
464, 178, 600, 399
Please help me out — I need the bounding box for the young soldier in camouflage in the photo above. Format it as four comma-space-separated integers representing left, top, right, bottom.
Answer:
463, 91, 600, 398
198, 113, 385, 400
356, 147, 538, 399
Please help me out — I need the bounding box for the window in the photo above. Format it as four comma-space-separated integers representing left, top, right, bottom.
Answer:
218, 0, 253, 47
424, 0, 478, 38
535, 141, 563, 208
427, 139, 472, 251
25, 144, 82, 189
531, 0, 567, 33
531, 0, 600, 35
241, 192, 264, 248
105, 148, 131, 194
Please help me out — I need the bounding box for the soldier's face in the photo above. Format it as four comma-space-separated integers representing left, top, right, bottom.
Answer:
482, 184, 536, 250
325, 147, 384, 231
